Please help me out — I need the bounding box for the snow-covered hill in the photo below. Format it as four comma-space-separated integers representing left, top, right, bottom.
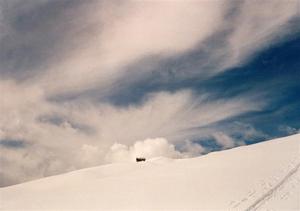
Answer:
1, 134, 299, 210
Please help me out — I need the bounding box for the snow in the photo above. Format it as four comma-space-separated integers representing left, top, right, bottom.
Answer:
1, 134, 299, 210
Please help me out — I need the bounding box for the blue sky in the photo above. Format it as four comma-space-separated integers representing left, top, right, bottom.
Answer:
0, 0, 299, 186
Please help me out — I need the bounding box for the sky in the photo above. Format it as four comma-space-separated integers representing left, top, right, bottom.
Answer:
0, 0, 299, 187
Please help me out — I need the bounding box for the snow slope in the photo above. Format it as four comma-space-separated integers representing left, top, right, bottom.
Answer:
1, 134, 299, 210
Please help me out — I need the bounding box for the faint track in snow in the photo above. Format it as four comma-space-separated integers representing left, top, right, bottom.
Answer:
245, 162, 300, 211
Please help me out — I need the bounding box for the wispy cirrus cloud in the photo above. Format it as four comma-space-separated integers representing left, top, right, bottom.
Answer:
0, 81, 263, 186
1, 0, 298, 95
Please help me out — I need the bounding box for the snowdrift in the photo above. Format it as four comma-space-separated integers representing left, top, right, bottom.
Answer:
1, 134, 299, 210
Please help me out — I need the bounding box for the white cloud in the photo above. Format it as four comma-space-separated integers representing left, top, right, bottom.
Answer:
213, 132, 236, 149
1, 0, 298, 97
105, 138, 183, 163
0, 1, 297, 98
221, 121, 269, 142
225, 0, 299, 67
35, 0, 299, 95
278, 125, 300, 135
40, 0, 226, 94
178, 140, 206, 157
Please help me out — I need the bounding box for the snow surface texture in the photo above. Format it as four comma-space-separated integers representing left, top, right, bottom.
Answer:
1, 134, 299, 210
